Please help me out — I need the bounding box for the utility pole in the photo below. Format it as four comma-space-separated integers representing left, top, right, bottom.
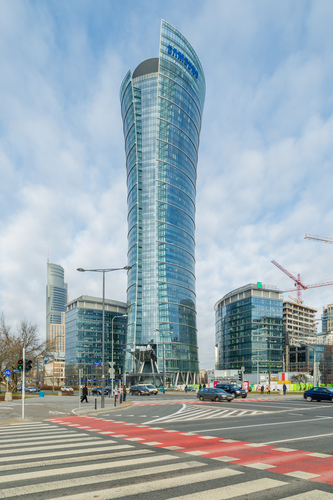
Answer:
22, 347, 25, 420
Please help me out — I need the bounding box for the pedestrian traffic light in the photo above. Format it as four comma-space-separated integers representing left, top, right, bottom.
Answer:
26, 359, 32, 372
238, 371, 242, 381
17, 359, 23, 371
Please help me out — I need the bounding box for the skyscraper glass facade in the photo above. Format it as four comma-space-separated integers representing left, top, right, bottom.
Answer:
46, 262, 68, 341
120, 21, 205, 382
65, 296, 127, 382
215, 284, 283, 374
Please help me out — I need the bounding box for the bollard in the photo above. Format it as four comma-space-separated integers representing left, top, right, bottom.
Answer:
95, 398, 97, 410
114, 395, 117, 406
120, 394, 123, 404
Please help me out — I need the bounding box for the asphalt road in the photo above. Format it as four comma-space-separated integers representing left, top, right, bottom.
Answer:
1, 393, 333, 498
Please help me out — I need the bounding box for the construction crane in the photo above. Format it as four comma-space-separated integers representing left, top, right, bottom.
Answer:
288, 294, 303, 305
271, 260, 333, 301
305, 233, 333, 244
288, 333, 333, 347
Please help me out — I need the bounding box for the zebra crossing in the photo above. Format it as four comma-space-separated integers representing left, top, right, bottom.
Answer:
144, 403, 270, 424
0, 420, 332, 500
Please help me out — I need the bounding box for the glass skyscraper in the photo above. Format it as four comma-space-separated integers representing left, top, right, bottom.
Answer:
215, 284, 284, 374
120, 20, 205, 385
46, 262, 68, 342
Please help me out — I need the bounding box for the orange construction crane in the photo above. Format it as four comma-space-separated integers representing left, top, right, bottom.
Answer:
271, 260, 333, 301
305, 233, 333, 244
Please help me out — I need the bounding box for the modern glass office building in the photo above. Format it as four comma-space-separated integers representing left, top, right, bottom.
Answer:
65, 296, 127, 384
46, 262, 68, 342
120, 20, 205, 385
215, 284, 284, 374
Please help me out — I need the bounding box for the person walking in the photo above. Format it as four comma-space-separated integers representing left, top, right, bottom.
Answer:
123, 385, 127, 402
185, 384, 188, 393
199, 384, 202, 390
260, 385, 264, 394
267, 384, 271, 395
283, 383, 287, 395
81, 384, 88, 403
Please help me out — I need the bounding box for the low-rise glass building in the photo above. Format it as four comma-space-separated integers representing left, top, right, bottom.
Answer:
65, 296, 127, 385
215, 283, 283, 374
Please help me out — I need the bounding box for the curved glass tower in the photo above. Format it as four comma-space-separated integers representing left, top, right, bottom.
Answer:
120, 20, 205, 385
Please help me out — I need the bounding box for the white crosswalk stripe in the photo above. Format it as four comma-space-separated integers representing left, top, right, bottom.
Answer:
145, 403, 269, 423
0, 421, 332, 500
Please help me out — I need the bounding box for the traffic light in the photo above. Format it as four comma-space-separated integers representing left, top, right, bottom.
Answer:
309, 369, 313, 376
17, 359, 23, 371
26, 360, 32, 372
238, 371, 242, 381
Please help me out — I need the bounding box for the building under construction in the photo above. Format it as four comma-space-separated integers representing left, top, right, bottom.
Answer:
283, 301, 317, 372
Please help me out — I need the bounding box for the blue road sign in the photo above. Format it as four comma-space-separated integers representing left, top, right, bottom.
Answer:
4, 369, 11, 377
13, 369, 21, 373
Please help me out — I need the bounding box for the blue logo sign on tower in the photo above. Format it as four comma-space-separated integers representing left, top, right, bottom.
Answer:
167, 45, 198, 79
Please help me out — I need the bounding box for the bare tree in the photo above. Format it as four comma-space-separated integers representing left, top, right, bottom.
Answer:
0, 314, 51, 392
291, 373, 309, 389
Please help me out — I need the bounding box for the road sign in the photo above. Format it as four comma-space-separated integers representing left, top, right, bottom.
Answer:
13, 369, 21, 373
4, 369, 11, 377
93, 361, 102, 366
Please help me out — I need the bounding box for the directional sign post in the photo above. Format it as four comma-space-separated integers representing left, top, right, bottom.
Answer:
4, 369, 11, 394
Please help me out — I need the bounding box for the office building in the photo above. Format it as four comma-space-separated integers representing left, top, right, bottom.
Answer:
65, 296, 127, 384
283, 301, 317, 372
215, 283, 284, 374
322, 304, 333, 334
120, 20, 205, 385
46, 262, 68, 343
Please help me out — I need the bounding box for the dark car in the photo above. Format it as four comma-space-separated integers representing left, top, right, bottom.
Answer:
304, 386, 333, 402
91, 387, 108, 396
215, 383, 247, 398
129, 385, 150, 396
197, 388, 233, 402
187, 386, 196, 392
25, 386, 40, 393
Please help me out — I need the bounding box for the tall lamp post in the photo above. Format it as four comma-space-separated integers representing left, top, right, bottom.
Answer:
111, 314, 127, 396
77, 266, 131, 408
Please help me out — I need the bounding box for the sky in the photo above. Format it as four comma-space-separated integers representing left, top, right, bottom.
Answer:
1, 0, 333, 369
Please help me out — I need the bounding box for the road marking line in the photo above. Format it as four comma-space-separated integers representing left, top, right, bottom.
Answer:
272, 448, 298, 452
242, 463, 277, 470
0, 453, 178, 483
166, 478, 288, 500
185, 450, 209, 455
195, 416, 333, 434
126, 437, 144, 441
0, 438, 106, 455
112, 434, 128, 437
285, 471, 321, 479
164, 446, 184, 450
0, 460, 206, 498
307, 453, 333, 458
43, 467, 242, 500
278, 491, 333, 499
262, 432, 333, 445
0, 444, 133, 463
211, 456, 240, 462
1, 433, 87, 444
144, 441, 163, 445
0, 449, 154, 471
220, 439, 239, 443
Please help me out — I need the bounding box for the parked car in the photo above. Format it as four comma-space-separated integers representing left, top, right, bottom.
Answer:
91, 387, 108, 396
60, 386, 74, 393
187, 386, 196, 392
168, 386, 180, 391
304, 386, 333, 402
25, 386, 40, 393
138, 384, 158, 395
197, 388, 233, 402
215, 383, 247, 398
129, 385, 150, 396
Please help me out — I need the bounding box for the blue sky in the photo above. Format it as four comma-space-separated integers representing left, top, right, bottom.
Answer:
1, 0, 333, 368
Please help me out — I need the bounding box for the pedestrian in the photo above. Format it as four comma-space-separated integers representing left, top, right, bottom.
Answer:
267, 384, 271, 395
203, 383, 206, 389
199, 384, 202, 390
185, 384, 188, 393
123, 385, 127, 402
260, 385, 264, 394
283, 383, 287, 395
81, 384, 88, 403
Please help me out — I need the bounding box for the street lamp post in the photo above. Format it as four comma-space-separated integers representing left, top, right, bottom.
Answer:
111, 314, 127, 397
77, 266, 131, 408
